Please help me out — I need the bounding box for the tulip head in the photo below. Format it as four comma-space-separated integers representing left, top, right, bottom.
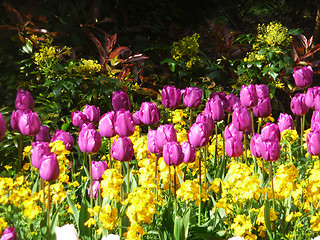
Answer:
277, 113, 294, 132
163, 141, 183, 166
147, 129, 161, 154
224, 123, 244, 142
83, 104, 100, 122
261, 123, 281, 141
196, 113, 214, 136
225, 93, 240, 113
88, 181, 100, 199
0, 113, 6, 140
15, 89, 34, 111
307, 130, 320, 156
181, 141, 196, 163
111, 136, 134, 162
250, 133, 263, 158
225, 137, 244, 158
240, 84, 258, 108
139, 102, 160, 125
161, 85, 181, 109
156, 124, 177, 151
99, 111, 116, 138
0, 226, 17, 240
232, 106, 252, 134
31, 141, 51, 169
255, 84, 270, 99
112, 90, 131, 111
305, 87, 320, 109
293, 65, 313, 89
204, 98, 225, 122
132, 111, 143, 126
78, 128, 102, 154
182, 86, 202, 108
18, 111, 41, 136
115, 109, 135, 137
188, 122, 209, 148
92, 161, 108, 181
260, 139, 281, 161
290, 93, 309, 116
39, 153, 60, 181
51, 130, 75, 151
253, 97, 272, 118
72, 110, 88, 127
34, 125, 51, 142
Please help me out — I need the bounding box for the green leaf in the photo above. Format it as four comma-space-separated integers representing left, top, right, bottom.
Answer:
264, 199, 272, 234
67, 194, 79, 223
61, 122, 70, 131
174, 216, 185, 240
182, 208, 190, 239
79, 193, 91, 237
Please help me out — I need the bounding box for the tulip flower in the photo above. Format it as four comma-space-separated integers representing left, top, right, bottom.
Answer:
204, 98, 225, 122
0, 113, 6, 140
255, 84, 270, 99
226, 93, 240, 113
210, 92, 229, 111
31, 141, 51, 169
224, 123, 244, 142
0, 226, 17, 240
261, 123, 281, 141
34, 125, 51, 142
55, 224, 79, 240
161, 85, 181, 109
182, 86, 202, 108
83, 104, 100, 122
79, 122, 96, 131
163, 141, 183, 166
253, 97, 272, 118
99, 111, 116, 138
250, 133, 263, 158
115, 109, 135, 137
305, 87, 320, 109
18, 111, 41, 136
260, 139, 281, 161
315, 94, 320, 111
196, 113, 215, 136
182, 141, 196, 163
11, 109, 31, 132
232, 106, 252, 134
39, 153, 60, 181
240, 84, 258, 108
78, 128, 102, 154
225, 137, 244, 158
307, 130, 320, 156
51, 130, 75, 151
112, 90, 131, 111
293, 65, 313, 88
92, 161, 108, 181
147, 129, 161, 154
156, 124, 177, 151
312, 110, 320, 126
139, 102, 160, 125
87, 181, 100, 199
71, 110, 88, 127
277, 113, 294, 132
132, 111, 143, 126
290, 93, 309, 116
111, 136, 134, 162
188, 122, 209, 148
15, 89, 34, 111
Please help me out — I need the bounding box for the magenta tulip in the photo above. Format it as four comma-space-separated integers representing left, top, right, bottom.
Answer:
156, 124, 177, 151
277, 113, 294, 132
196, 112, 215, 136
232, 106, 252, 134
115, 109, 135, 137
99, 111, 116, 138
31, 141, 51, 169
307, 130, 320, 156
204, 98, 225, 122
261, 123, 280, 141
181, 141, 196, 163
18, 111, 41, 136
139, 102, 160, 125
88, 181, 100, 199
161, 85, 181, 109
224, 123, 244, 142
290, 93, 309, 116
250, 133, 263, 158
240, 84, 258, 108
11, 109, 31, 131
293, 65, 313, 88
210, 92, 229, 111
147, 129, 161, 154
72, 110, 88, 127
79, 122, 96, 131
51, 130, 75, 151
163, 141, 183, 166
78, 128, 102, 154
225, 137, 244, 158
39, 153, 60, 181
34, 125, 51, 142
182, 86, 202, 108
83, 104, 100, 123
226, 93, 240, 113
111, 136, 134, 162
132, 111, 143, 126
15, 89, 34, 111
255, 84, 270, 99
0, 113, 6, 140
112, 90, 131, 111
92, 161, 108, 180
0, 226, 17, 240
305, 87, 320, 109
188, 122, 209, 148
253, 97, 272, 118
260, 139, 281, 161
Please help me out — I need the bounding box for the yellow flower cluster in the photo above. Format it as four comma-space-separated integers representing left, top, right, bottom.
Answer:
138, 156, 157, 188
257, 22, 292, 48
99, 204, 118, 230
34, 46, 57, 65
158, 157, 183, 191
273, 164, 298, 200
177, 179, 208, 205
129, 126, 148, 160
230, 214, 256, 239
0, 218, 8, 235
255, 205, 277, 237
124, 221, 145, 240
172, 109, 188, 126
100, 169, 123, 202
70, 58, 101, 78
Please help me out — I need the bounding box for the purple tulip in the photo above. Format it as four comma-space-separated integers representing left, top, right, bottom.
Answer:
188, 122, 209, 148
232, 106, 252, 134
312, 110, 320, 126
305, 87, 320, 109
51, 130, 75, 151
290, 93, 309, 116
147, 129, 161, 154
0, 113, 6, 140
226, 93, 240, 113
112, 90, 131, 111
260, 139, 281, 161
39, 153, 60, 181
204, 98, 225, 122
132, 111, 143, 126
83, 104, 100, 123
111, 136, 134, 162
156, 124, 177, 151
18, 111, 41, 136
224, 123, 244, 142
253, 97, 272, 118
307, 130, 320, 156
277, 113, 294, 132
161, 85, 181, 109
182, 86, 202, 108
181, 141, 196, 163
293, 66, 313, 88
92, 161, 108, 180
11, 109, 31, 132
34, 125, 51, 142
139, 102, 160, 125
72, 110, 88, 127
196, 113, 215, 136
15, 89, 34, 111
88, 181, 100, 199
31, 141, 51, 169
78, 128, 102, 154
225, 137, 244, 158
0, 226, 17, 240
210, 92, 229, 111
315, 94, 320, 111
163, 141, 183, 166
240, 84, 258, 108
79, 122, 96, 131
115, 109, 135, 137
255, 84, 270, 99
261, 123, 281, 141
250, 133, 263, 158
99, 111, 116, 138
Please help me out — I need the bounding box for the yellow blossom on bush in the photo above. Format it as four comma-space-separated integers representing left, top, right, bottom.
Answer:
0, 218, 8, 234
100, 169, 123, 201
177, 179, 208, 205
99, 204, 118, 230
311, 215, 320, 232
124, 221, 145, 240
231, 214, 254, 237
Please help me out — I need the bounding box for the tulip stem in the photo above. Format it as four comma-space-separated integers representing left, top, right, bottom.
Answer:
108, 138, 112, 168
168, 165, 171, 196
174, 165, 177, 218
261, 159, 265, 184
119, 163, 123, 240
155, 154, 159, 201
17, 133, 23, 172
269, 161, 275, 211
204, 147, 207, 186
301, 115, 305, 156
198, 149, 202, 225
47, 181, 51, 240
89, 154, 93, 209
127, 161, 130, 195
243, 134, 248, 165
251, 110, 255, 136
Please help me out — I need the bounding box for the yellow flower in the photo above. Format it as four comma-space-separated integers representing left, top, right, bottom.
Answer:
100, 169, 123, 201
231, 214, 253, 237
177, 179, 208, 205
311, 215, 320, 232
0, 218, 8, 235
99, 204, 118, 230
84, 218, 96, 228
124, 222, 145, 240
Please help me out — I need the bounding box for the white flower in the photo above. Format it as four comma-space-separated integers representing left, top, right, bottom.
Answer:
312, 237, 320, 240
55, 224, 79, 240
228, 237, 245, 240
101, 234, 121, 240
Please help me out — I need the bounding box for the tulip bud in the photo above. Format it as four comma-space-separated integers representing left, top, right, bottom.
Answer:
83, 104, 100, 122
232, 106, 252, 134
210, 92, 229, 111
204, 98, 225, 122
51, 130, 75, 151
224, 123, 244, 142
156, 124, 177, 151
88, 181, 100, 199
261, 123, 280, 141
72, 110, 88, 127
115, 109, 135, 137
147, 129, 161, 154
250, 133, 263, 158
240, 84, 258, 108
161, 85, 181, 109
18, 111, 41, 136
260, 139, 281, 161
78, 128, 102, 154
111, 136, 134, 162
31, 141, 51, 169
15, 89, 34, 111
188, 122, 209, 148
255, 84, 270, 99
225, 137, 244, 158
277, 113, 294, 132
226, 93, 240, 113
99, 111, 116, 138
92, 161, 108, 181
196, 113, 214, 136
290, 93, 309, 116
34, 125, 51, 142
293, 66, 313, 88
139, 102, 160, 125
39, 153, 60, 181
182, 86, 202, 108
305, 87, 320, 109
55, 224, 79, 240
253, 97, 272, 118
307, 130, 320, 156
163, 141, 183, 166
0, 113, 6, 141
112, 90, 131, 111
181, 141, 196, 163
0, 226, 17, 240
